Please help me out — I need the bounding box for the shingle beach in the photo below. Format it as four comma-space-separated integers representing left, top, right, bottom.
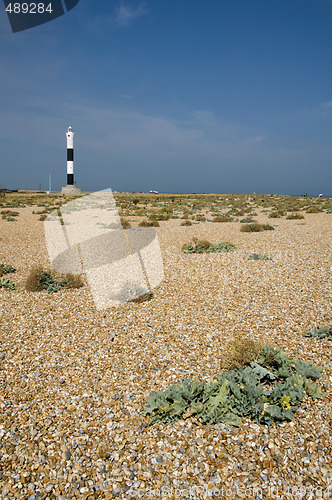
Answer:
0, 193, 331, 499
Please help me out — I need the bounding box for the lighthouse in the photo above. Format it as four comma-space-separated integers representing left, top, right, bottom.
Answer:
67, 126, 74, 185
61, 126, 82, 195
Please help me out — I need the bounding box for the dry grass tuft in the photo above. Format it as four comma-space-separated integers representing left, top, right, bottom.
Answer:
63, 273, 84, 289
121, 218, 131, 229
195, 238, 211, 249
129, 292, 153, 303
306, 207, 321, 213
212, 215, 231, 222
25, 267, 44, 291
221, 335, 264, 371
286, 213, 305, 220
138, 219, 160, 227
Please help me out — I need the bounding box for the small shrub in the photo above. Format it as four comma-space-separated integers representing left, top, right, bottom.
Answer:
306, 207, 321, 213
240, 218, 257, 223
208, 242, 236, 252
268, 211, 284, 218
195, 215, 206, 222
287, 206, 301, 212
39, 214, 47, 221
149, 213, 170, 221
180, 220, 192, 226
1, 210, 19, 218
182, 238, 235, 254
248, 253, 271, 261
212, 215, 231, 223
26, 267, 83, 293
221, 335, 263, 371
138, 219, 160, 227
286, 213, 305, 220
240, 223, 274, 232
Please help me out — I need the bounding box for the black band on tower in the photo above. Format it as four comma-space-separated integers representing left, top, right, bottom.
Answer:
67, 149, 74, 162
67, 174, 74, 185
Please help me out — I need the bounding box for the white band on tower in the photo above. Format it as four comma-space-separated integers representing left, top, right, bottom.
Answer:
66, 126, 74, 185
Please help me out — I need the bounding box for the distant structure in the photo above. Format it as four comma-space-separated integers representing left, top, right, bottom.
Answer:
62, 126, 82, 195
149, 190, 159, 194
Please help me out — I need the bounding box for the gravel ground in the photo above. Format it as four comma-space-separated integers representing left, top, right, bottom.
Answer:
0, 204, 331, 499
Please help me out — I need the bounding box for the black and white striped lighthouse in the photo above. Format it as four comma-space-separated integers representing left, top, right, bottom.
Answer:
66, 126, 74, 185
62, 126, 82, 194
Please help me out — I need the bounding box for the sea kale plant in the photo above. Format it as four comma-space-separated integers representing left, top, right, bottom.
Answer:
240, 223, 275, 233
25, 267, 83, 294
182, 238, 236, 254
0, 264, 16, 277
144, 345, 324, 427
0, 278, 15, 290
305, 324, 332, 340
248, 253, 271, 261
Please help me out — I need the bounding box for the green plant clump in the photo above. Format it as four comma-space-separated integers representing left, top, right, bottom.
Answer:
0, 278, 15, 290
138, 219, 160, 227
211, 215, 232, 223
144, 346, 323, 427
305, 324, 332, 340
248, 253, 271, 261
240, 223, 274, 232
1, 210, 19, 217
306, 207, 321, 213
40, 272, 67, 293
0, 264, 16, 277
182, 238, 236, 254
268, 211, 285, 218
25, 268, 82, 294
240, 218, 257, 223
286, 213, 305, 220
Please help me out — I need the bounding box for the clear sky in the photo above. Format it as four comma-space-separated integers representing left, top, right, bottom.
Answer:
0, 0, 331, 195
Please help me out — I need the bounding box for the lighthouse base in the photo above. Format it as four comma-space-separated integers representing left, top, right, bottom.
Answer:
61, 185, 83, 195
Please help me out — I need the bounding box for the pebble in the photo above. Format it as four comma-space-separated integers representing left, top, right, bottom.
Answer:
63, 450, 71, 461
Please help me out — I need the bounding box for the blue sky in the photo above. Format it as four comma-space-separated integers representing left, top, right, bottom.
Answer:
0, 0, 332, 195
